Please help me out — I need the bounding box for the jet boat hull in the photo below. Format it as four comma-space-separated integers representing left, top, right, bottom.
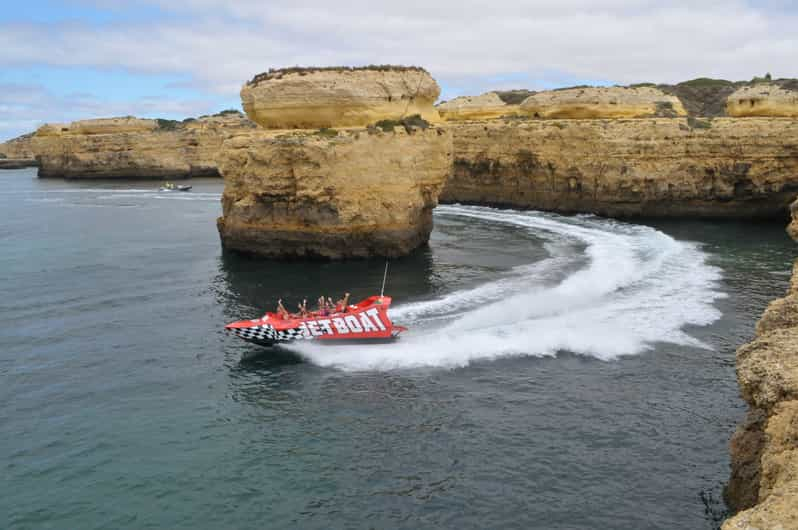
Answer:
225, 295, 405, 347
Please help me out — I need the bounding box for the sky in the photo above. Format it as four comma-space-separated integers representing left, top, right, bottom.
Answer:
1, 0, 797, 140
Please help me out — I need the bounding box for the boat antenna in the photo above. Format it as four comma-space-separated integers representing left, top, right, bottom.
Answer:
380, 260, 389, 298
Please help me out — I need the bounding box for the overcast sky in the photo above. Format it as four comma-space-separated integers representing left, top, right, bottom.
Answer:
1, 0, 796, 140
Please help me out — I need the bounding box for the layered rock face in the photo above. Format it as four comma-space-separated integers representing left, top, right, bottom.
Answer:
0, 133, 36, 159
217, 126, 452, 258
437, 92, 520, 121
727, 82, 798, 117
439, 79, 798, 218
519, 86, 687, 119
32, 113, 254, 178
442, 118, 798, 218
0, 159, 38, 169
437, 86, 686, 122
240, 66, 441, 129
723, 206, 798, 529
66, 117, 157, 135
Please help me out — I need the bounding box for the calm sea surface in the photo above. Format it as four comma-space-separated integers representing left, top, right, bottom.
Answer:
1, 168, 794, 529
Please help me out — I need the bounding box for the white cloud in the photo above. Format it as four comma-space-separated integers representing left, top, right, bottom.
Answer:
4, 1, 798, 94
1, 0, 797, 139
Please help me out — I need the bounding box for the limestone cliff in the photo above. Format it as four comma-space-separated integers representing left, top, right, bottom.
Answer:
437, 92, 520, 121
519, 86, 686, 119
32, 112, 255, 179
240, 66, 441, 129
66, 117, 157, 135
727, 82, 798, 118
0, 159, 38, 169
217, 125, 452, 258
0, 132, 36, 159
723, 205, 798, 529
441, 117, 798, 218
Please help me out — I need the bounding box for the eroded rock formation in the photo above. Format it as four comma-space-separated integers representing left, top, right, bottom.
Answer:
31, 112, 255, 178
727, 82, 798, 118
723, 203, 798, 529
437, 92, 520, 121
0, 132, 36, 159
441, 117, 798, 218
240, 66, 441, 129
217, 126, 452, 258
519, 86, 687, 119
0, 158, 38, 169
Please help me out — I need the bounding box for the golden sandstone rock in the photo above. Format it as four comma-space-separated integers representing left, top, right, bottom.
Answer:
217, 65, 451, 258
5, 73, 798, 259
33, 123, 70, 137
442, 117, 798, 218
0, 132, 36, 159
723, 205, 798, 529
727, 83, 798, 118
437, 92, 520, 121
519, 86, 687, 119
217, 126, 452, 258
65, 117, 158, 135
240, 66, 441, 129
436, 87, 687, 122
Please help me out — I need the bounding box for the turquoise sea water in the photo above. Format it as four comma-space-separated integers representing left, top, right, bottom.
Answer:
1, 168, 794, 529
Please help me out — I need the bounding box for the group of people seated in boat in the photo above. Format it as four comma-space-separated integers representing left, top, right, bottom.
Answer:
274, 293, 350, 319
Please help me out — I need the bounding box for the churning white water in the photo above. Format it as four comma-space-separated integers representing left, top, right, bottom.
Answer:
287, 205, 726, 370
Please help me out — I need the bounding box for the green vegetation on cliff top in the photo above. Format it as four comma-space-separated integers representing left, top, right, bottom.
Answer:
248, 65, 429, 85
372, 114, 430, 133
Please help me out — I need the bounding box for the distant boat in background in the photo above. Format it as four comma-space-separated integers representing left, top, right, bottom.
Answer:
159, 182, 192, 192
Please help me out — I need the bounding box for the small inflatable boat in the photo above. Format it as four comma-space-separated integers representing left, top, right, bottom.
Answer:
159, 184, 192, 192
225, 295, 407, 347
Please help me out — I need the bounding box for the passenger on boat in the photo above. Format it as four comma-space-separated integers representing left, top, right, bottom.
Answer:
335, 292, 350, 313
297, 299, 308, 317
317, 296, 329, 316
276, 298, 290, 319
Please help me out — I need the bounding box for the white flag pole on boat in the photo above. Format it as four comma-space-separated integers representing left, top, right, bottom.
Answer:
380, 260, 389, 298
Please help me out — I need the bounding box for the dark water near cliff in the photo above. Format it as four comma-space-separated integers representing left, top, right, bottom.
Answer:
1, 168, 795, 530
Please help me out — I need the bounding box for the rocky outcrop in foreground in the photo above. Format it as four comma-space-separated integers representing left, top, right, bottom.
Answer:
15, 112, 254, 179
723, 204, 798, 529
442, 117, 798, 218
218, 125, 452, 259
240, 66, 441, 129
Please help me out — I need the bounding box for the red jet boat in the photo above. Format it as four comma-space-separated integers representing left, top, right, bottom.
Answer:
225, 295, 407, 347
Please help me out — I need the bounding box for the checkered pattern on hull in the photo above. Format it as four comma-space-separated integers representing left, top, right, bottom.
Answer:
228, 324, 310, 343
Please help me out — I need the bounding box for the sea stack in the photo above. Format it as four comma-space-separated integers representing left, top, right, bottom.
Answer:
217, 66, 453, 259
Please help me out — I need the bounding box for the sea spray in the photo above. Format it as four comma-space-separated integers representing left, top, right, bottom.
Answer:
287, 205, 725, 370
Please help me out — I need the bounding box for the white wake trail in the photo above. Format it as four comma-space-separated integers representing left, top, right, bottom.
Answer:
288, 205, 724, 370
